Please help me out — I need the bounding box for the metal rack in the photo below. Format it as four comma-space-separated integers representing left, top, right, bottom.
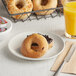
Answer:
2, 0, 63, 22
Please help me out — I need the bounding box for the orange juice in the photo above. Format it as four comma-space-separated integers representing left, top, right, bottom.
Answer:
64, 2, 76, 36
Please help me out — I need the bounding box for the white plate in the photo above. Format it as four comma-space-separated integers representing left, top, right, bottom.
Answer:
8, 32, 64, 60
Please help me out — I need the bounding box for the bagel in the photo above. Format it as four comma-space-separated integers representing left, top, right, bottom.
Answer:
31, 34, 53, 49
5, 0, 33, 19
21, 33, 48, 58
33, 0, 57, 15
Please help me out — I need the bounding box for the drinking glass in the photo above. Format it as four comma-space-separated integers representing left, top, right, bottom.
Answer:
63, 0, 76, 39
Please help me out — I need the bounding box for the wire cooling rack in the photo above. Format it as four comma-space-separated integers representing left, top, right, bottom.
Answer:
2, 0, 63, 22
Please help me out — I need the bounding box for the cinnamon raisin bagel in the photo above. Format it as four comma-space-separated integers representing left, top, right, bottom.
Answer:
5, 0, 33, 19
21, 33, 48, 58
33, 0, 57, 15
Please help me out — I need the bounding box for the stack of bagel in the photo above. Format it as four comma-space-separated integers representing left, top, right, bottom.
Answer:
5, 0, 63, 20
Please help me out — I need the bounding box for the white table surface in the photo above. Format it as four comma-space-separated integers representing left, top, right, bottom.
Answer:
0, 0, 76, 76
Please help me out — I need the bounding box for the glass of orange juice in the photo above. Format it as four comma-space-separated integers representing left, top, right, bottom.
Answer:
63, 0, 76, 39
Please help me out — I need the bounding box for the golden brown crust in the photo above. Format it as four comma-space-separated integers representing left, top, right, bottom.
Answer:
5, 0, 33, 19
21, 33, 48, 58
33, 0, 57, 15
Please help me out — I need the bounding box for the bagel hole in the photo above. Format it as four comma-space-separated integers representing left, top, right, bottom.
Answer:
32, 43, 38, 46
31, 43, 38, 52
16, 1, 24, 9
41, 0, 48, 6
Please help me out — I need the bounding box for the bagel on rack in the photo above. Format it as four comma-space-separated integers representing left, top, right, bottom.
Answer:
5, 0, 33, 20
33, 0, 57, 15
21, 33, 48, 58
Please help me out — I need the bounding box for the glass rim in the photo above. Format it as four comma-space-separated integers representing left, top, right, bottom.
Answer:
63, 1, 76, 9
